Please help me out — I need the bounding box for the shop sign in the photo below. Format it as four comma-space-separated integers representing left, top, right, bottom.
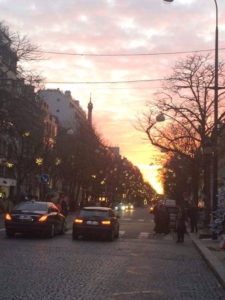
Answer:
0, 177, 17, 187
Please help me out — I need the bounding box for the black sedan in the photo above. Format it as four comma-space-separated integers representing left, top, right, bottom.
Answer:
5, 201, 66, 238
73, 207, 120, 241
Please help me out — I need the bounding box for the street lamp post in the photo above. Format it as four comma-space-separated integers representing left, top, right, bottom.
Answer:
163, 0, 219, 212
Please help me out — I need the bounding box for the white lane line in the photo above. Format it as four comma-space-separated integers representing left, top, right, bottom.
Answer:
0, 228, 5, 232
138, 219, 145, 222
138, 232, 149, 239
122, 218, 131, 221
119, 230, 125, 236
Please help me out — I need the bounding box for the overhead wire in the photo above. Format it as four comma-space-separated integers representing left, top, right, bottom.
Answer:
38, 46, 225, 86
45, 79, 167, 84
34, 47, 225, 57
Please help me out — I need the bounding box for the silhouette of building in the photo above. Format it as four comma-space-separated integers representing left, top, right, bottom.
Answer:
88, 94, 93, 126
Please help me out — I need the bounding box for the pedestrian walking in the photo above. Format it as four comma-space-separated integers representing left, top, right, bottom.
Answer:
188, 204, 198, 233
158, 204, 169, 234
176, 206, 186, 243
153, 203, 160, 233
56, 198, 62, 212
61, 196, 68, 217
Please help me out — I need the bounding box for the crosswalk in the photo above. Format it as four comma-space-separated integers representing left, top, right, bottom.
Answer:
65, 229, 173, 240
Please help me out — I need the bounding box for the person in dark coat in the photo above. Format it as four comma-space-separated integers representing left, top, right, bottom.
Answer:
188, 204, 198, 233
61, 196, 68, 217
153, 204, 160, 233
158, 204, 169, 234
176, 206, 186, 243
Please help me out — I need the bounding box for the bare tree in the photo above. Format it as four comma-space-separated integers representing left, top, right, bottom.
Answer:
0, 21, 44, 88
140, 54, 225, 212
141, 54, 225, 157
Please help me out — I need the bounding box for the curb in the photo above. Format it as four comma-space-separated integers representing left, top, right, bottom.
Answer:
190, 233, 225, 289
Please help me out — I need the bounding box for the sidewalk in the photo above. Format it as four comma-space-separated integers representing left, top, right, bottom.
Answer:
189, 231, 225, 289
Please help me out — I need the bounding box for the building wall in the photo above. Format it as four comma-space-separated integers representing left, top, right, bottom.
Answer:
38, 89, 87, 131
0, 28, 18, 201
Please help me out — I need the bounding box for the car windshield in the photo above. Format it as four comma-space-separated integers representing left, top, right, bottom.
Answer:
13, 202, 48, 213
80, 210, 108, 218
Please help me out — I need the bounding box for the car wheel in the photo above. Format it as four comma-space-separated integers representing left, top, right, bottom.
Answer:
48, 224, 55, 238
108, 229, 114, 241
6, 229, 15, 238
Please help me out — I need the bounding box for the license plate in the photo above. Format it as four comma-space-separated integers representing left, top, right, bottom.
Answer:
20, 215, 32, 221
86, 221, 98, 225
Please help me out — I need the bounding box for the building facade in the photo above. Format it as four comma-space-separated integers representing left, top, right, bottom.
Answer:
0, 27, 18, 204
38, 89, 86, 132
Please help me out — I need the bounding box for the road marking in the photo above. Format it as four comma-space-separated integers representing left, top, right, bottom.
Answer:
122, 218, 131, 221
138, 219, 145, 222
0, 228, 5, 232
119, 230, 125, 236
138, 232, 149, 239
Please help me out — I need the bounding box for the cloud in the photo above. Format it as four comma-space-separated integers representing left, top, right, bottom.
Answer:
1, 0, 225, 172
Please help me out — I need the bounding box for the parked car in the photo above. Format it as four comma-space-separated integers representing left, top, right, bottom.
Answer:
5, 200, 66, 238
73, 206, 120, 241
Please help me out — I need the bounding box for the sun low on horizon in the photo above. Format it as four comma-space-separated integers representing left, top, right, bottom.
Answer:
137, 164, 164, 195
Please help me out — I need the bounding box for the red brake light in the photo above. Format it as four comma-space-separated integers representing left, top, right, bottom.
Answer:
101, 220, 111, 225
74, 218, 83, 224
5, 213, 12, 221
39, 215, 48, 222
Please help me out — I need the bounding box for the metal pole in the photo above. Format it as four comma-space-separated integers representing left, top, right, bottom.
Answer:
213, 0, 218, 212
163, 0, 219, 213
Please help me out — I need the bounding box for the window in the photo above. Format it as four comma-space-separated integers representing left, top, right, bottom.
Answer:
80, 209, 108, 218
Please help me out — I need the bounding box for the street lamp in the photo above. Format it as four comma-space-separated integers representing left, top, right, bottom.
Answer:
163, 0, 219, 212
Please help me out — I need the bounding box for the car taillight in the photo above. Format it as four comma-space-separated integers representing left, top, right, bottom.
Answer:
74, 218, 83, 224
5, 213, 12, 221
38, 215, 48, 222
101, 220, 111, 225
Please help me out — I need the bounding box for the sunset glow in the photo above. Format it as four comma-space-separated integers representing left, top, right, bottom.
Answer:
2, 0, 224, 190
138, 165, 164, 195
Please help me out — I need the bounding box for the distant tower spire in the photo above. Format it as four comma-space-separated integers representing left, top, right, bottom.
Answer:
88, 93, 93, 126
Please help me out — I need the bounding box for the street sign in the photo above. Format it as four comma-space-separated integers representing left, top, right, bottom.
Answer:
40, 174, 50, 184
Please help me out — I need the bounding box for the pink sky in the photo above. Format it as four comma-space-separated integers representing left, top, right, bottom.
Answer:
1, 0, 225, 193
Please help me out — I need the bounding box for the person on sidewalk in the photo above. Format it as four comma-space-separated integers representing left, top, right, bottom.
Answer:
61, 195, 68, 217
188, 204, 198, 233
176, 206, 186, 243
153, 203, 160, 233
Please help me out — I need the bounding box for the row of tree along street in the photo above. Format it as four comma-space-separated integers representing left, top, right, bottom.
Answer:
140, 54, 225, 223
0, 22, 155, 210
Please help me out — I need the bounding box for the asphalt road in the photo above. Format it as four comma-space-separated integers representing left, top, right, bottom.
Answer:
0, 207, 225, 300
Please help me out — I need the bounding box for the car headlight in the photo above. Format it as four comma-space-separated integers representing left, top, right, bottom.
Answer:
115, 206, 118, 210
121, 205, 125, 210
131, 205, 134, 209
